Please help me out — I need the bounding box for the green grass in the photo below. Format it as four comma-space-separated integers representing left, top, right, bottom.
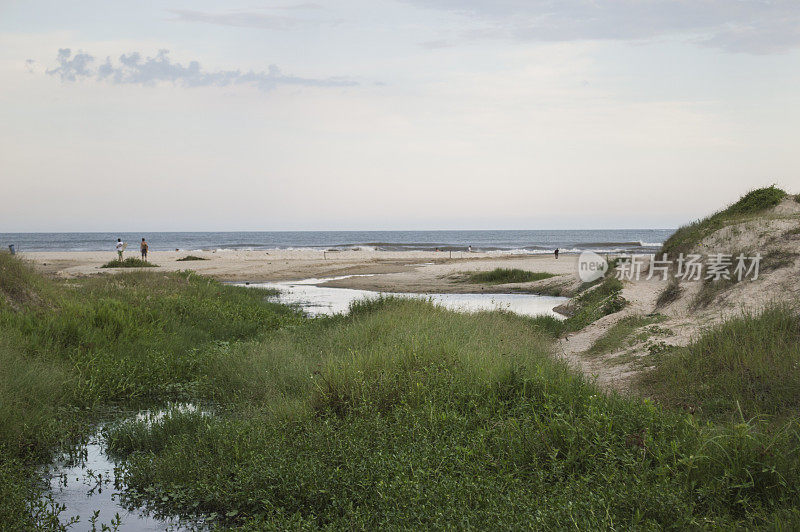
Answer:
176, 255, 208, 262
6, 253, 800, 528
638, 305, 800, 422
587, 314, 664, 356
661, 186, 787, 257
103, 299, 800, 529
101, 257, 157, 268
0, 254, 301, 526
561, 276, 626, 333
466, 268, 556, 284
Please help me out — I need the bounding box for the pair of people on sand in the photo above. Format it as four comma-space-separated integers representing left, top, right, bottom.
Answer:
115, 238, 149, 261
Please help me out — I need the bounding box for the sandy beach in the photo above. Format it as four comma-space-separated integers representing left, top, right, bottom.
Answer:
21, 249, 582, 294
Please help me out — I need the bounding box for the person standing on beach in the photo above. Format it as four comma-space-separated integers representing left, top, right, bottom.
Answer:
140, 238, 149, 261
116, 238, 124, 261
554, 248, 560, 259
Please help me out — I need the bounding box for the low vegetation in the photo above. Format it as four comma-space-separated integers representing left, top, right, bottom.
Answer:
176, 255, 208, 262
561, 276, 627, 333
762, 249, 799, 272
466, 268, 556, 284
656, 278, 682, 307
587, 314, 664, 356
4, 251, 800, 528
101, 257, 157, 268
660, 186, 787, 257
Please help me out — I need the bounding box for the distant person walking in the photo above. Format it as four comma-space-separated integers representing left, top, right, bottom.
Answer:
116, 238, 124, 261
554, 248, 560, 259
140, 238, 149, 261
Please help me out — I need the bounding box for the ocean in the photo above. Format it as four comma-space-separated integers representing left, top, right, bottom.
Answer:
0, 229, 673, 254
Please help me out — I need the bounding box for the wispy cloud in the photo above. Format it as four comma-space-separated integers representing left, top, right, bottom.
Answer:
167, 10, 302, 30
408, 0, 800, 54
167, 5, 331, 30
45, 49, 357, 91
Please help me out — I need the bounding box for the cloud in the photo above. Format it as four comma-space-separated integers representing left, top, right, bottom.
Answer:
167, 9, 302, 30
167, 5, 329, 30
407, 0, 800, 54
45, 49, 357, 91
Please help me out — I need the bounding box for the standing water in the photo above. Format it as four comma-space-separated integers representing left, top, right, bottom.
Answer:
45, 405, 203, 531
238, 276, 568, 318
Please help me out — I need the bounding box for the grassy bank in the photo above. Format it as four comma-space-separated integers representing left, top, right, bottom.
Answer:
466, 268, 556, 284
3, 253, 800, 528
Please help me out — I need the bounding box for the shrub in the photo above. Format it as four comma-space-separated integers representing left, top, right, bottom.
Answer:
101, 258, 157, 268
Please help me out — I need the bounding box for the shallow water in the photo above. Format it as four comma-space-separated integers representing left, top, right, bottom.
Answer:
46, 404, 202, 531
241, 276, 568, 318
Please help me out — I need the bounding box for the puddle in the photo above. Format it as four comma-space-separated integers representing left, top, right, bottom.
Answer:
241, 276, 568, 318
45, 404, 203, 531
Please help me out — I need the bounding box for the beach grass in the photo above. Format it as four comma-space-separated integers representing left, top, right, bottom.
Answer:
660, 186, 787, 257
101, 257, 158, 268
466, 268, 556, 284
561, 276, 626, 333
176, 255, 208, 262
638, 304, 800, 422
4, 253, 800, 528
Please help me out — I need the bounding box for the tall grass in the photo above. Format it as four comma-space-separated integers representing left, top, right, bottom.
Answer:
638, 304, 800, 421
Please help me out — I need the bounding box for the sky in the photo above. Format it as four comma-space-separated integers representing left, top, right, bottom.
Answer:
1, 0, 799, 231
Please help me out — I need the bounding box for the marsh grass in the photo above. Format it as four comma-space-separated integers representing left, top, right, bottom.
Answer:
101, 257, 157, 268
660, 186, 787, 257
638, 304, 800, 422
466, 268, 556, 284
